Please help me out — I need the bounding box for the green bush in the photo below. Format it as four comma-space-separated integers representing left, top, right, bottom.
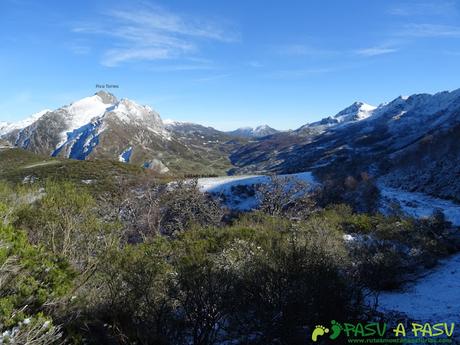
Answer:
0, 224, 75, 343
77, 215, 360, 345
15, 180, 121, 269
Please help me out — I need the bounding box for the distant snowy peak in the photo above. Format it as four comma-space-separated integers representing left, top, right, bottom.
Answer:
163, 119, 183, 127
0, 109, 51, 135
52, 92, 164, 136
227, 125, 278, 138
253, 125, 278, 136
296, 102, 376, 134
63, 94, 115, 132
373, 89, 460, 119
111, 98, 162, 125
333, 101, 376, 123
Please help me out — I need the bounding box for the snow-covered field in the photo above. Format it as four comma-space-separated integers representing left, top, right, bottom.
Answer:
376, 183, 460, 331
379, 184, 460, 226
377, 252, 460, 325
197, 172, 316, 210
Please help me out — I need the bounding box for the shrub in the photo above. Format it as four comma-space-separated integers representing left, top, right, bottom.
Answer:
73, 214, 361, 345
89, 238, 178, 345
0, 224, 75, 344
256, 175, 316, 219
159, 179, 223, 236
15, 180, 121, 270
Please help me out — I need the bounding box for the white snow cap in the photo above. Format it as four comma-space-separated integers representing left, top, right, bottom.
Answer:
112, 99, 162, 124
0, 109, 51, 135
334, 101, 377, 123
65, 94, 114, 131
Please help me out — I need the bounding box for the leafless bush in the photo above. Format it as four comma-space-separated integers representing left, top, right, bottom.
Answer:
159, 179, 223, 236
256, 175, 316, 219
1, 317, 63, 345
118, 181, 163, 242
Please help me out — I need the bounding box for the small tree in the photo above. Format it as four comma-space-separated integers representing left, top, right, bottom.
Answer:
160, 179, 223, 236
118, 181, 163, 242
257, 175, 315, 219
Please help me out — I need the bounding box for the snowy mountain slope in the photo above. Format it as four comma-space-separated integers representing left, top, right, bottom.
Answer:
227, 125, 279, 138
379, 183, 460, 226
0, 109, 51, 136
228, 100, 380, 174
3, 87, 460, 188
294, 101, 376, 136
0, 92, 236, 175
334, 101, 376, 122
230, 88, 460, 201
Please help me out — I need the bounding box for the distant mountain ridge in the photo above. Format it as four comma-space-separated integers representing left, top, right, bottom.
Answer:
230, 88, 460, 201
226, 125, 279, 138
0, 91, 238, 175
3, 88, 460, 202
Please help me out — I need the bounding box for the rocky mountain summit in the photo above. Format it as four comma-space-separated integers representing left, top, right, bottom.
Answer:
0, 92, 236, 175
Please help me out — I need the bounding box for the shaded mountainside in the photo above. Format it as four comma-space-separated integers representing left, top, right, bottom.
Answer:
230, 89, 460, 200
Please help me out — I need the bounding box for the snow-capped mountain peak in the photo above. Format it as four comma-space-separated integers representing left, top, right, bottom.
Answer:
227, 125, 279, 138
64, 94, 115, 131
112, 98, 162, 125
333, 101, 376, 123
0, 109, 52, 135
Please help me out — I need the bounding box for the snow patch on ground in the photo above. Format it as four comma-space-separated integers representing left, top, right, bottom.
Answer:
379, 183, 460, 226
377, 252, 460, 323
198, 172, 316, 210
118, 147, 133, 163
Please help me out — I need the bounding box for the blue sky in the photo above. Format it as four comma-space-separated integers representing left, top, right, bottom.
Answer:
1, 0, 460, 130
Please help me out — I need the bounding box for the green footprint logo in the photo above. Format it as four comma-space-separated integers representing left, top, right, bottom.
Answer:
311, 325, 329, 342
329, 320, 343, 340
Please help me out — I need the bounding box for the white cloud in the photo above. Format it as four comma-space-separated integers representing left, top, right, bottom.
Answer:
72, 3, 238, 67
103, 47, 172, 67
388, 1, 457, 17
399, 23, 460, 38
355, 46, 398, 57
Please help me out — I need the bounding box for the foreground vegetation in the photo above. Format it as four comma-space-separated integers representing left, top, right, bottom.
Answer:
0, 169, 455, 344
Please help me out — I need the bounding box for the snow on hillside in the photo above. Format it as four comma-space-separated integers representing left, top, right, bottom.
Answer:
334, 102, 376, 123
198, 172, 316, 210
379, 184, 460, 226
0, 109, 51, 136
227, 125, 278, 138
118, 147, 133, 163
199, 172, 460, 219
377, 252, 460, 325
66, 95, 114, 131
